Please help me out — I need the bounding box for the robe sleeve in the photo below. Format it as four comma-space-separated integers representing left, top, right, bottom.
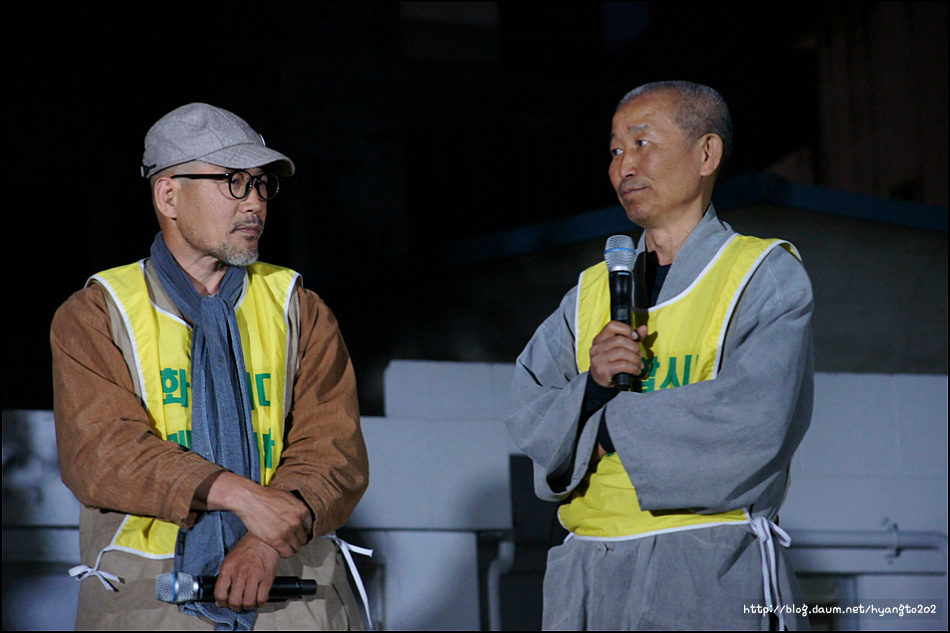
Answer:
506, 247, 813, 516
505, 286, 604, 501
613, 247, 813, 515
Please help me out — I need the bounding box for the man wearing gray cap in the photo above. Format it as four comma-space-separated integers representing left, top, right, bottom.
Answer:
52, 103, 369, 630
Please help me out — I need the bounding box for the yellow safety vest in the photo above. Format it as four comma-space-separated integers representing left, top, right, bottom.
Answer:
89, 260, 299, 557
561, 234, 798, 538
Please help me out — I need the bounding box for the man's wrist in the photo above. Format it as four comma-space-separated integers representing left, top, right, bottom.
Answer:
200, 471, 261, 516
190, 469, 228, 512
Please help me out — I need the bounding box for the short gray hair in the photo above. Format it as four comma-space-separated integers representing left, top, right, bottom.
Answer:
618, 81, 733, 173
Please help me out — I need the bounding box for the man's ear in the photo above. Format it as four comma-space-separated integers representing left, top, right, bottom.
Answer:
699, 134, 724, 177
153, 176, 180, 221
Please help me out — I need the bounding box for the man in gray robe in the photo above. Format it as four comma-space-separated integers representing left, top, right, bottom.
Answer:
506, 81, 813, 630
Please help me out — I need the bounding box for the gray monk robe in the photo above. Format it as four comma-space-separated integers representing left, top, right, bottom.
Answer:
506, 207, 814, 630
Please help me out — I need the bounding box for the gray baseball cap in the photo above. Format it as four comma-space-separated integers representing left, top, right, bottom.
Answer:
141, 103, 295, 179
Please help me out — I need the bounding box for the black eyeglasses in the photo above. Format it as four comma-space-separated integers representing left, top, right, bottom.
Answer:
172, 170, 280, 201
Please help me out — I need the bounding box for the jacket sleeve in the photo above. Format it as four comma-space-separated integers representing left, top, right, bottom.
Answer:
51, 285, 224, 528
607, 247, 814, 515
267, 288, 369, 537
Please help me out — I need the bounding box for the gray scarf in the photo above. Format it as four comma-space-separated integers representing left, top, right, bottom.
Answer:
150, 234, 260, 631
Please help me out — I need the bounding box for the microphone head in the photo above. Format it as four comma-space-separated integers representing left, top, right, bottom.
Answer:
605, 235, 635, 273
156, 571, 200, 604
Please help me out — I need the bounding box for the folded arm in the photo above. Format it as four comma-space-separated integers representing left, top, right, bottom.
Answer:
266, 288, 369, 538
52, 285, 223, 528
607, 248, 814, 514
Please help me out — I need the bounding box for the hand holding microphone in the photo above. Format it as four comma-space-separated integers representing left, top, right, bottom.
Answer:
590, 236, 648, 390
156, 571, 320, 604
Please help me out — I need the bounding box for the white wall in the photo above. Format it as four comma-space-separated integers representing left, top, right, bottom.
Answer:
3, 363, 947, 630
785, 373, 947, 535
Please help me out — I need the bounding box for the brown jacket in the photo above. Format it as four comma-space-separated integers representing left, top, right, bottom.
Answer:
51, 275, 369, 629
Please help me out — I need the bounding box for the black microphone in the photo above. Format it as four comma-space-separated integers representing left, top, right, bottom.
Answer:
155, 571, 320, 604
605, 235, 636, 391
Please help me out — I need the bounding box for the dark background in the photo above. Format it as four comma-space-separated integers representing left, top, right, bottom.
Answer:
5, 2, 947, 415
